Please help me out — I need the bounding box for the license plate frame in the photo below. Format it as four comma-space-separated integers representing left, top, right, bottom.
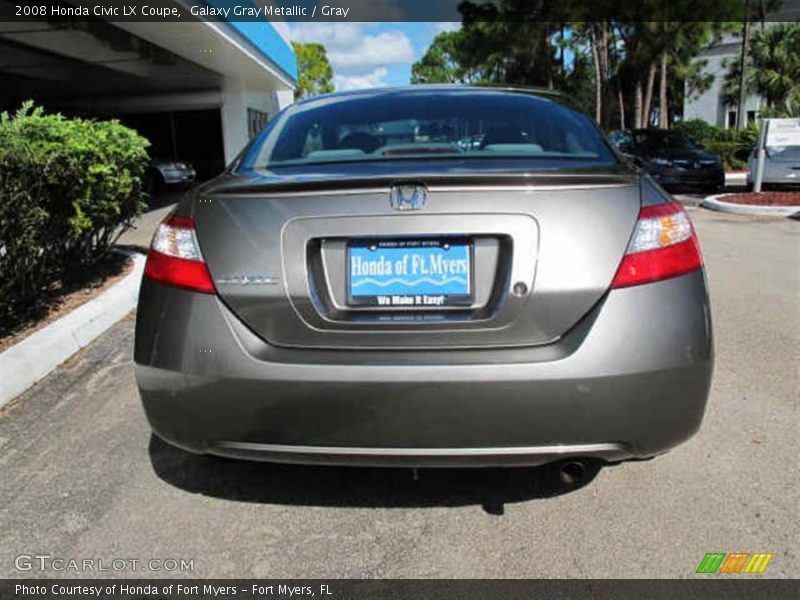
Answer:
346, 238, 474, 308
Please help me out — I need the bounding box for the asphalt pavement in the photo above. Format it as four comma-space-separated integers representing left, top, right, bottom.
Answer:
1, 208, 798, 579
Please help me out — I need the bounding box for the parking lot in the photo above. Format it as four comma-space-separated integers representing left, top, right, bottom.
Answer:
1, 208, 797, 579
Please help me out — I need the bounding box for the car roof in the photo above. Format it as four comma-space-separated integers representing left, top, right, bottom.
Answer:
293, 84, 571, 107
629, 129, 683, 134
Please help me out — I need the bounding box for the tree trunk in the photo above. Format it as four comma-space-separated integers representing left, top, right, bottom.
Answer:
643, 63, 657, 128
659, 52, 669, 128
737, 1, 752, 129
598, 22, 610, 128
618, 81, 626, 129
590, 29, 602, 123
635, 79, 643, 128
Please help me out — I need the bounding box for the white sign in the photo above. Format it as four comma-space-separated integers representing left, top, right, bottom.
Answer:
765, 118, 800, 148
753, 118, 800, 192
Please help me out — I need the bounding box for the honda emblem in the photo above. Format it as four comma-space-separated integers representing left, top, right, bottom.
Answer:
389, 184, 428, 211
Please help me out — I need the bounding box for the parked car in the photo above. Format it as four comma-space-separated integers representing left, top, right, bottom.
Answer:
135, 86, 713, 474
611, 129, 725, 193
143, 158, 196, 193
747, 144, 800, 189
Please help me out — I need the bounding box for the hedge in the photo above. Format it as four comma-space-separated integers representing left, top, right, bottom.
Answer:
0, 102, 149, 315
673, 119, 758, 170
700, 141, 749, 171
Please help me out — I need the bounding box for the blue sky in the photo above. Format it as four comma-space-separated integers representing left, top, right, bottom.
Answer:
286, 22, 460, 90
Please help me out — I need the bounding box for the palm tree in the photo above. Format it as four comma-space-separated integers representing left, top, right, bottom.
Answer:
750, 22, 800, 113
724, 22, 800, 116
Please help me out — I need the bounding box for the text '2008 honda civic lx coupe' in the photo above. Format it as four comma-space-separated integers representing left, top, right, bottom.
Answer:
134, 86, 713, 470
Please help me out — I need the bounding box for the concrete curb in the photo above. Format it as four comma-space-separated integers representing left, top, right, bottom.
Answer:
0, 251, 146, 408
701, 194, 800, 218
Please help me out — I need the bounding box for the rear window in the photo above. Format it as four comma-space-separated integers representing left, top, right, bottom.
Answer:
766, 145, 800, 161
248, 89, 614, 168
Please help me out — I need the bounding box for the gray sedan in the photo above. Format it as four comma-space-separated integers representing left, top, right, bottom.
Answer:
134, 86, 713, 474
747, 144, 800, 189
144, 158, 196, 192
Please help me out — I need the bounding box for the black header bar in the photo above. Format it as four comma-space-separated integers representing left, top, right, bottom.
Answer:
2, 0, 800, 23
3, 579, 800, 600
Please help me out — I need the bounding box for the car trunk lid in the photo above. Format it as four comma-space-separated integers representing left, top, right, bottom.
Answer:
193, 165, 640, 350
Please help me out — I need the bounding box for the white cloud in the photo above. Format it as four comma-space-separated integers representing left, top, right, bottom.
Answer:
287, 23, 414, 90
432, 22, 461, 34
335, 68, 389, 91
328, 31, 414, 73
287, 22, 363, 50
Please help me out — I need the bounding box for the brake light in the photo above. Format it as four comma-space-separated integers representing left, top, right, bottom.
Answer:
143, 214, 215, 293
611, 202, 702, 289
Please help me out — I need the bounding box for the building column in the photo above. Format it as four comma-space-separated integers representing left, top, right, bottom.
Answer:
275, 90, 295, 111
221, 77, 248, 164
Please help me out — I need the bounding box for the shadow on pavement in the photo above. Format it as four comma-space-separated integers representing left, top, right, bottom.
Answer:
672, 182, 749, 206
148, 435, 604, 514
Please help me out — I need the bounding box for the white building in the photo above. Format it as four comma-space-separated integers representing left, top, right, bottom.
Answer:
683, 12, 799, 128
683, 31, 763, 128
0, 7, 296, 177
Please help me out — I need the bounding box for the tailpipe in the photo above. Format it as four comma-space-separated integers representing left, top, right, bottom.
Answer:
558, 459, 589, 486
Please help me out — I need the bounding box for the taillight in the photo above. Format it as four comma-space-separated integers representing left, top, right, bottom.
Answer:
611, 202, 703, 289
143, 214, 215, 293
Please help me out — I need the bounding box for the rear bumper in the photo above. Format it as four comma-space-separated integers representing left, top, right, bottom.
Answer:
134, 271, 713, 467
204, 441, 631, 468
747, 169, 800, 186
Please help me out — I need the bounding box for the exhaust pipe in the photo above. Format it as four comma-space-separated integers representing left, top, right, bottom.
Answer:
559, 460, 588, 486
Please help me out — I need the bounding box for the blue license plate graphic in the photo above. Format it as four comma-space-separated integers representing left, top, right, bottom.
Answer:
348, 240, 472, 307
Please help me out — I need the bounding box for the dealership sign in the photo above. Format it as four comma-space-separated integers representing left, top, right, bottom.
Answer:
753, 118, 800, 192
765, 118, 800, 148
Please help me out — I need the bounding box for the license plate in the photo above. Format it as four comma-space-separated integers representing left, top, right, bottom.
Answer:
347, 239, 472, 307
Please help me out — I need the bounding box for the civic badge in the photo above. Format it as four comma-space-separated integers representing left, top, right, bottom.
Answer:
216, 274, 279, 286
390, 184, 428, 211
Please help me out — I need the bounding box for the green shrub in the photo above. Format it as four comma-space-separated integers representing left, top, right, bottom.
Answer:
673, 119, 720, 144
702, 141, 748, 171
0, 102, 149, 313
673, 119, 758, 170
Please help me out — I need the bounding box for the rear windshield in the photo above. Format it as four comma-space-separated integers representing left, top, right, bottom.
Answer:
766, 145, 800, 161
247, 89, 615, 168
